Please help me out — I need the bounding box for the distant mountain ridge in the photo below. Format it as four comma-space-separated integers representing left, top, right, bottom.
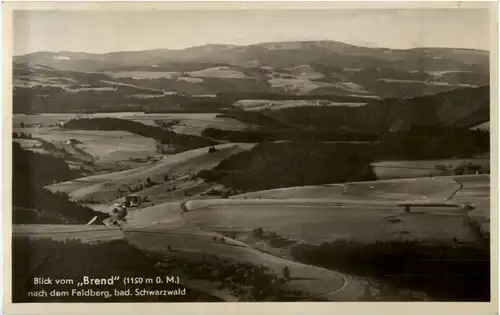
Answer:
15, 40, 489, 73
13, 40, 490, 115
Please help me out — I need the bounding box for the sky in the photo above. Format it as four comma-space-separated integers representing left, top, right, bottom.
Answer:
13, 9, 491, 55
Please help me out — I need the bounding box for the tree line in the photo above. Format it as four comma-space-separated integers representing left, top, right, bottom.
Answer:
202, 125, 489, 160
12, 142, 107, 224
202, 128, 379, 143
63, 118, 215, 152
199, 142, 378, 192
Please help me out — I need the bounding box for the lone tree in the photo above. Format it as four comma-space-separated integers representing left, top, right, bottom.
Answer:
253, 228, 264, 237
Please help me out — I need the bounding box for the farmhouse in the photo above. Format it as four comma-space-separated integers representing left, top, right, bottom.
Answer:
156, 142, 176, 154
125, 195, 141, 207
454, 162, 489, 175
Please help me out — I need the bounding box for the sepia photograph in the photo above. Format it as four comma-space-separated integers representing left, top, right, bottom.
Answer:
3, 1, 497, 314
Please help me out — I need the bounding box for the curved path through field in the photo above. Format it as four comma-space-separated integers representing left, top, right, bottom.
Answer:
13, 174, 490, 301
125, 201, 371, 300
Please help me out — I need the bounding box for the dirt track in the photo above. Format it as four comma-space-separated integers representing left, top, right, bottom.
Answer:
14, 174, 490, 301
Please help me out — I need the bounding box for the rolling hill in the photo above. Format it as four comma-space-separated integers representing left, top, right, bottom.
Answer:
265, 86, 490, 132
16, 41, 489, 73
11, 41, 492, 303
14, 41, 489, 104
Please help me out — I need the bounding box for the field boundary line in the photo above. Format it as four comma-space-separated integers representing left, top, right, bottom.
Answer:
448, 178, 465, 200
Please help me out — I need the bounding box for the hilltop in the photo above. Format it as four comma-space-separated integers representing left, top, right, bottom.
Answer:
14, 40, 489, 103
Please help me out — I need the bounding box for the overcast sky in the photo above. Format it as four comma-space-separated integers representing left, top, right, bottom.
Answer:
14, 9, 490, 55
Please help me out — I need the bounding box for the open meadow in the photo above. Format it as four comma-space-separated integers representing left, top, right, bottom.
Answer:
13, 127, 160, 172
46, 143, 255, 212
372, 158, 490, 179
120, 173, 489, 300
14, 112, 249, 136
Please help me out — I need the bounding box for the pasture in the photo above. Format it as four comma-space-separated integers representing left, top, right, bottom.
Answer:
13, 127, 159, 170
124, 173, 490, 299
266, 65, 372, 95
189, 175, 490, 245
14, 114, 76, 126
189, 67, 250, 79
235, 176, 463, 201
182, 201, 478, 246
14, 113, 248, 136
235, 175, 489, 211
378, 78, 478, 88
15, 174, 489, 301
103, 70, 179, 80
123, 222, 368, 301
47, 143, 255, 210
126, 203, 367, 300
103, 67, 252, 81
233, 99, 367, 111
12, 224, 122, 244
372, 158, 490, 179
13, 138, 42, 149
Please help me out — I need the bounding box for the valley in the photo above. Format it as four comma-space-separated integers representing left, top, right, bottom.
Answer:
11, 39, 491, 302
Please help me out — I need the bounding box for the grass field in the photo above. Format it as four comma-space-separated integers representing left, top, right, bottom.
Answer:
266, 66, 372, 96
13, 224, 123, 243
103, 70, 179, 80
14, 113, 77, 126
104, 67, 252, 81
47, 143, 255, 211
182, 201, 479, 246
123, 222, 369, 301
236, 176, 463, 201
189, 67, 251, 79
13, 127, 160, 172
239, 174, 490, 240
372, 158, 490, 179
124, 173, 490, 300
233, 99, 367, 111
14, 113, 248, 136
14, 174, 489, 301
